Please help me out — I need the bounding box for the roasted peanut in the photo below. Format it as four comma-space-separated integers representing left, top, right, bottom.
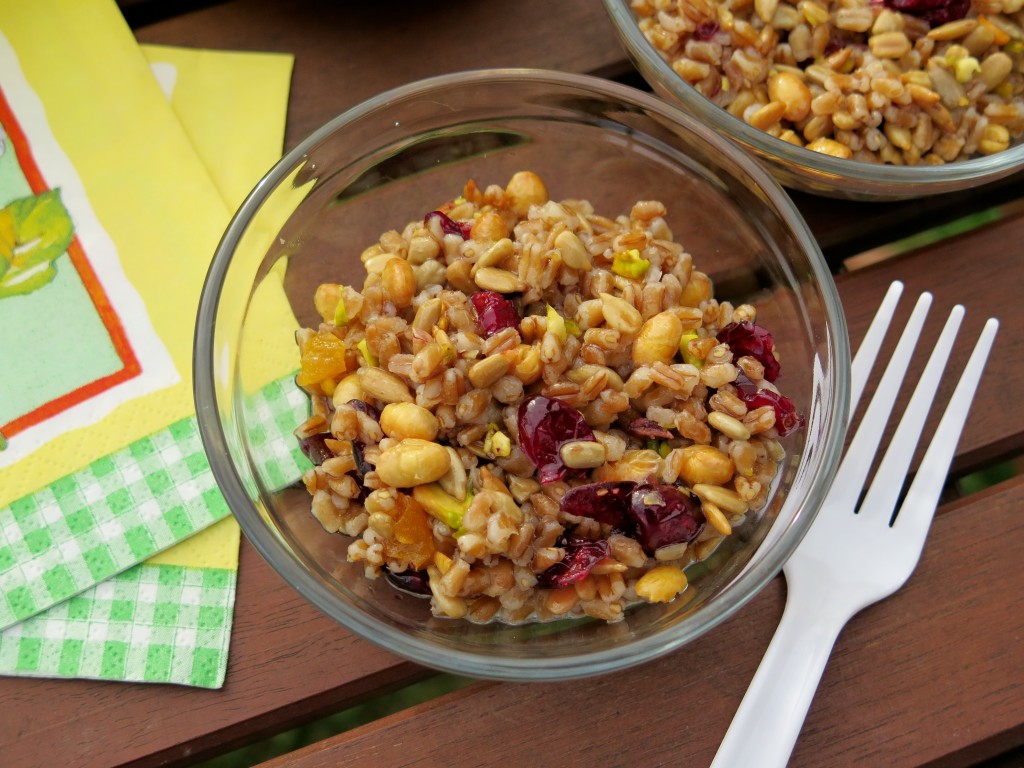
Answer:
768, 71, 812, 122
470, 211, 509, 243
376, 439, 451, 487
380, 402, 440, 441
635, 565, 688, 603
504, 171, 548, 217
632, 311, 684, 366
677, 444, 736, 486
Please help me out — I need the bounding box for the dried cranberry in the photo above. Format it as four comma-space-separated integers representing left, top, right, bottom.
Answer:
351, 441, 373, 478
557, 481, 704, 555
349, 441, 371, 501
884, 0, 970, 26
560, 481, 637, 527
538, 535, 610, 588
298, 433, 333, 465
823, 33, 846, 58
384, 568, 431, 596
470, 290, 521, 336
717, 321, 781, 382
424, 210, 472, 240
694, 21, 720, 40
343, 402, 379, 499
628, 484, 705, 555
625, 418, 674, 440
347, 399, 381, 421
734, 375, 802, 437
517, 396, 596, 484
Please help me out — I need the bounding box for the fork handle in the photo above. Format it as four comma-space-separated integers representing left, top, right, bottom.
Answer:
710, 588, 849, 768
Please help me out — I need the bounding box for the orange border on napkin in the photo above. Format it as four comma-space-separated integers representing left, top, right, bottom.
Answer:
0, 84, 141, 440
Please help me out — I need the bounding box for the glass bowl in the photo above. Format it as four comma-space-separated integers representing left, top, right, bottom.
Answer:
602, 0, 1024, 200
193, 69, 849, 680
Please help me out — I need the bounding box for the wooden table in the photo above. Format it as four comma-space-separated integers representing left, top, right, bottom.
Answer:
3, 2, 1022, 766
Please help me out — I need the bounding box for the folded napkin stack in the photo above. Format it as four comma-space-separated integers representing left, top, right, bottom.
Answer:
0, 0, 307, 688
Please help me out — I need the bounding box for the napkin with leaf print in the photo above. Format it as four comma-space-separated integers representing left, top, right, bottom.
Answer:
0, 0, 308, 688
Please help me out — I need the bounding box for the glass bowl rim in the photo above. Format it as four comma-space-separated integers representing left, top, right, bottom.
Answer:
193, 67, 850, 680
601, 0, 1024, 191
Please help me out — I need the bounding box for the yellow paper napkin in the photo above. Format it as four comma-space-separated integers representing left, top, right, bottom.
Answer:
0, 0, 306, 686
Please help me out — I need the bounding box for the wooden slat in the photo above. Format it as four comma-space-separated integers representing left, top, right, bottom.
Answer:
789, 172, 1024, 261
257, 474, 1024, 768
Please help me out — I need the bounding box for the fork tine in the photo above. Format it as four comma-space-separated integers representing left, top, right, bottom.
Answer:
826, 292, 931, 505
855, 306, 964, 523
892, 318, 999, 550
850, 281, 905, 422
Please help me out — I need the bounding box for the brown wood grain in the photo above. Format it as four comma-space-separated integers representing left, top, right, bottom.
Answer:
255, 474, 1024, 768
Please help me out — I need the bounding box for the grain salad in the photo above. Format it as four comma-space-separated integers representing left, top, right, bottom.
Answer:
293, 171, 801, 624
631, 0, 1024, 163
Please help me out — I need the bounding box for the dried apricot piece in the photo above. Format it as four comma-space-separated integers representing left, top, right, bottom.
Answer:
384, 493, 436, 570
296, 330, 348, 388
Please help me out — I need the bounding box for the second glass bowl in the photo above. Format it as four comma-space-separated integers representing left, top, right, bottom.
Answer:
603, 0, 1024, 200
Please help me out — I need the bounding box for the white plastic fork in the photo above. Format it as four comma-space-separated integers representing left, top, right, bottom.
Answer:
711, 281, 999, 768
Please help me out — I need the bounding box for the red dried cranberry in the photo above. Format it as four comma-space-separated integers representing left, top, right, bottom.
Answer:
347, 399, 381, 421
538, 535, 610, 587
625, 418, 674, 440
384, 568, 431, 596
424, 210, 472, 240
628, 484, 705, 555
517, 396, 596, 484
734, 375, 802, 437
298, 433, 333, 465
694, 21, 720, 40
823, 33, 846, 58
560, 481, 637, 528
351, 440, 373, 478
470, 290, 521, 336
557, 481, 705, 555
347, 401, 380, 497
349, 441, 371, 502
717, 321, 781, 382
884, 0, 970, 25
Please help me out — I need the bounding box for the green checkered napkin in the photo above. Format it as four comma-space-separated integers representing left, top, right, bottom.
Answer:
0, 563, 236, 687
0, 376, 310, 686
0, 417, 228, 629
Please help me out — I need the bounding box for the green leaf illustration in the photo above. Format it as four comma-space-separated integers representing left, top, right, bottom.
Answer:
0, 189, 75, 298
